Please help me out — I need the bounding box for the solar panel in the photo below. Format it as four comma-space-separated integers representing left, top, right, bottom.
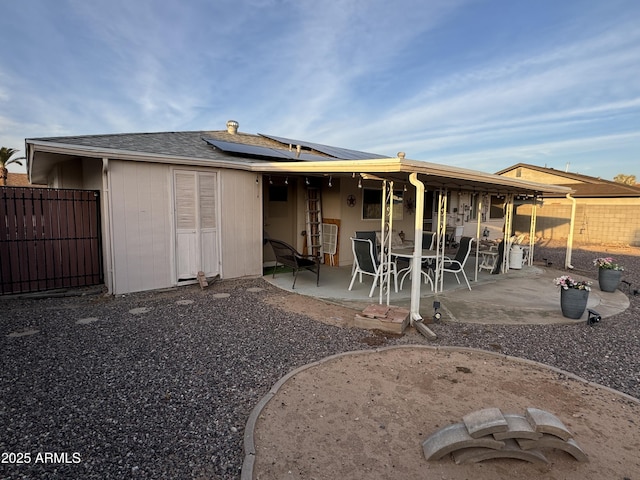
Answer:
259, 134, 387, 160
203, 138, 332, 162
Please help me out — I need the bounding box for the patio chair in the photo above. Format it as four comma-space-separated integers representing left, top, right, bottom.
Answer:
442, 236, 474, 291
421, 231, 436, 272
267, 238, 320, 289
349, 237, 398, 297
422, 231, 436, 250
352, 231, 379, 274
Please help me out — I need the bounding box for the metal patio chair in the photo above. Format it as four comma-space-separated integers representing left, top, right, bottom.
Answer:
267, 238, 320, 289
349, 237, 398, 297
442, 236, 474, 291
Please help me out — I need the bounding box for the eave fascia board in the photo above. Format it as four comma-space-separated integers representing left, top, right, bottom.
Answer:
249, 157, 403, 174
398, 159, 573, 195
252, 156, 572, 194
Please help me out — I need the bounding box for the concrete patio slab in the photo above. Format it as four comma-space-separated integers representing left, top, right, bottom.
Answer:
263, 263, 630, 325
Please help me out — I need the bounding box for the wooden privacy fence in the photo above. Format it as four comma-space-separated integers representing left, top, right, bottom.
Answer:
0, 187, 103, 295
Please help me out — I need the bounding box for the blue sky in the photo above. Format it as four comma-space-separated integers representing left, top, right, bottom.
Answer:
1, 0, 639, 180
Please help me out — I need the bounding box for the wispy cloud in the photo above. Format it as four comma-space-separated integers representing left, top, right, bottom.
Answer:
0, 0, 638, 178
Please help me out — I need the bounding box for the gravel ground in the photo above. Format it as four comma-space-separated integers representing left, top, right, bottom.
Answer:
0, 242, 638, 479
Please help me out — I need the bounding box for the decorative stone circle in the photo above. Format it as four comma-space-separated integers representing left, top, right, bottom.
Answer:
246, 287, 264, 293
212, 293, 231, 299
422, 407, 588, 464
176, 300, 194, 305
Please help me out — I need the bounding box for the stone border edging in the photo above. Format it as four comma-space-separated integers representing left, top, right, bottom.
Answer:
240, 345, 640, 479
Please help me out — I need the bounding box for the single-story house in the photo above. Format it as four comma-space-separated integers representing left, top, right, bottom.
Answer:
25, 121, 572, 320
497, 164, 640, 247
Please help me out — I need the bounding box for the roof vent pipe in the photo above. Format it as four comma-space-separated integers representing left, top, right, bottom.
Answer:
226, 120, 239, 134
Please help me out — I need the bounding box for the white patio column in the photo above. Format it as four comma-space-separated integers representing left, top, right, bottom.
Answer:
408, 173, 424, 324
435, 189, 448, 292
502, 194, 514, 273
565, 193, 576, 269
474, 193, 482, 282
529, 197, 538, 266
379, 180, 393, 305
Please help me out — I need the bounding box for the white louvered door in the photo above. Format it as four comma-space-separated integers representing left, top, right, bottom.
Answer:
174, 171, 219, 281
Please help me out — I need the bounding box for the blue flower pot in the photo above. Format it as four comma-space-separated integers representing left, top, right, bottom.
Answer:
560, 288, 589, 319
598, 268, 622, 292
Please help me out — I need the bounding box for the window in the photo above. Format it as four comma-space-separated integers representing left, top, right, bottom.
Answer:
362, 188, 403, 220
469, 194, 478, 220
268, 185, 288, 202
490, 196, 505, 219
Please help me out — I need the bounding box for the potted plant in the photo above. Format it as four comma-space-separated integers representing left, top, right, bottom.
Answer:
593, 257, 624, 292
554, 275, 592, 319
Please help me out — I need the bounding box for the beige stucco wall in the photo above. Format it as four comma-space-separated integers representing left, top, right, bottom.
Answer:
218, 169, 263, 279
337, 177, 428, 267
108, 160, 173, 294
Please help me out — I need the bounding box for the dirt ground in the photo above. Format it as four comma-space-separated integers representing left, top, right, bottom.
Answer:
251, 347, 640, 480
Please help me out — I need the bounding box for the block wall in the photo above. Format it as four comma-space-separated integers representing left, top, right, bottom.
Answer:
513, 200, 640, 246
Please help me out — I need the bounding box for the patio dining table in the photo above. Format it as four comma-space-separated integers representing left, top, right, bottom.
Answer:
391, 248, 438, 290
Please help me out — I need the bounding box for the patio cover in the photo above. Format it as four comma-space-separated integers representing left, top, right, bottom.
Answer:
253, 153, 573, 329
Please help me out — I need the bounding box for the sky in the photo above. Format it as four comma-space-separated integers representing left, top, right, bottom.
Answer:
1, 0, 639, 180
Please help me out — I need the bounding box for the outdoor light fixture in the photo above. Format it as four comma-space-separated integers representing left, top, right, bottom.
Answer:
587, 309, 601, 326
358, 176, 362, 188
284, 177, 288, 185
328, 176, 332, 187
305, 177, 310, 185
269, 176, 273, 185
433, 301, 442, 322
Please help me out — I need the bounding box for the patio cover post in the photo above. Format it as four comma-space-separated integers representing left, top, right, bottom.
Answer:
408, 173, 424, 324
435, 189, 448, 292
502, 194, 514, 273
379, 180, 393, 305
528, 197, 537, 266
565, 193, 576, 269
474, 194, 482, 282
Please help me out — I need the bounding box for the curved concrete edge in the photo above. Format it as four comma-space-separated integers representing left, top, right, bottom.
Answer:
240, 345, 640, 480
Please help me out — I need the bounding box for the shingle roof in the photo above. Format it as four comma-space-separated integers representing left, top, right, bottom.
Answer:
29, 129, 383, 163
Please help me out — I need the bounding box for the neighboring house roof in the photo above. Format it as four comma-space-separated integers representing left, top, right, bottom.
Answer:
496, 163, 640, 198
26, 125, 572, 196
3, 172, 46, 187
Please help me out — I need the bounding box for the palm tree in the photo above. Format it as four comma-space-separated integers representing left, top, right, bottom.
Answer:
0, 147, 25, 186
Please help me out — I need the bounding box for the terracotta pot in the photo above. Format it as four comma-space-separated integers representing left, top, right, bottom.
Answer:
598, 268, 622, 292
560, 288, 589, 319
